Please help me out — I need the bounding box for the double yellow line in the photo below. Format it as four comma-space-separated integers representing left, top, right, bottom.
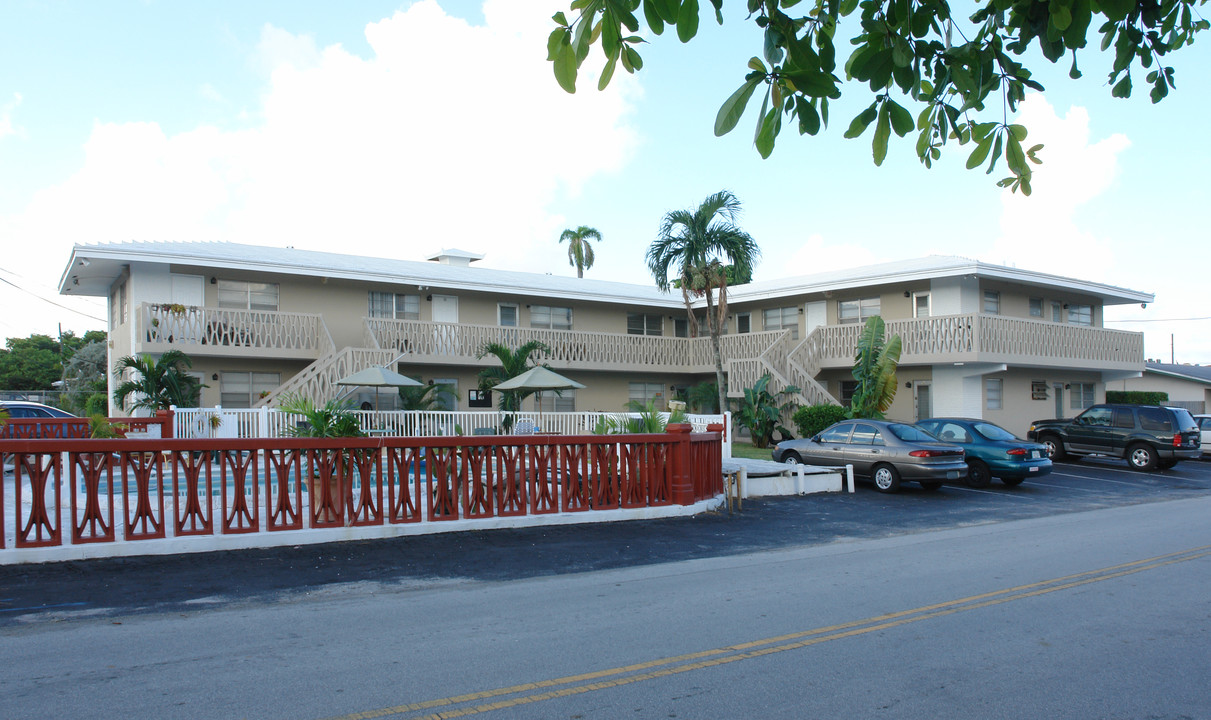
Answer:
325, 545, 1211, 720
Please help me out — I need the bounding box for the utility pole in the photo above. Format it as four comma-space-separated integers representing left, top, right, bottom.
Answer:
1171, 334, 1175, 364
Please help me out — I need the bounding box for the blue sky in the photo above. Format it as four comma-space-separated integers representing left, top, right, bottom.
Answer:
1, 0, 1208, 362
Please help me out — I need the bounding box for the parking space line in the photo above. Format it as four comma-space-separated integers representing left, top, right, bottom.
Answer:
1047, 470, 1152, 487
947, 486, 1038, 498
1025, 481, 1103, 492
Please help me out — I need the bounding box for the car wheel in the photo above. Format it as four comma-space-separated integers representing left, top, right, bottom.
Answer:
919, 481, 943, 491
782, 451, 802, 465
871, 464, 901, 493
1001, 477, 1025, 487
1040, 434, 1067, 461
965, 459, 992, 488
1127, 443, 1158, 471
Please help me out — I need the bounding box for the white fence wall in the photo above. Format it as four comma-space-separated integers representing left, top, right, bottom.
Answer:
172, 407, 732, 457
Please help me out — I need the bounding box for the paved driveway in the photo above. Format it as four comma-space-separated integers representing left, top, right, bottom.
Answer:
1, 457, 1208, 625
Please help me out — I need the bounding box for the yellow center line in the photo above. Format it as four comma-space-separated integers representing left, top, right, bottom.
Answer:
321, 545, 1211, 720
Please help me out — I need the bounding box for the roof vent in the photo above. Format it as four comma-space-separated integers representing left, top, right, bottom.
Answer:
426, 248, 484, 267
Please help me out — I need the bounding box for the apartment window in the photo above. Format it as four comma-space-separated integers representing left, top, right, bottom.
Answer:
840, 380, 858, 405
1067, 304, 1093, 326
498, 304, 518, 327
983, 290, 1001, 314
736, 313, 751, 334
1070, 382, 1095, 410
985, 378, 1003, 410
627, 313, 663, 336
536, 389, 575, 412
219, 280, 279, 311
1052, 302, 1062, 322
1029, 297, 1044, 317
431, 379, 458, 410
367, 292, 420, 320
220, 371, 280, 409
763, 306, 799, 339
674, 318, 689, 338
531, 305, 572, 330
838, 297, 880, 324
913, 293, 931, 318
628, 381, 665, 409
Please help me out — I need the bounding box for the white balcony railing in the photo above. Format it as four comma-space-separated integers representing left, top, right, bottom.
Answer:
137, 303, 334, 359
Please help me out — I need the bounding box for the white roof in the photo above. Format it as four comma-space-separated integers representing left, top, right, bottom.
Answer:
59, 241, 1154, 307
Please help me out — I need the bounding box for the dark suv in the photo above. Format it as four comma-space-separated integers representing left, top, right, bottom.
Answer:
1027, 404, 1201, 471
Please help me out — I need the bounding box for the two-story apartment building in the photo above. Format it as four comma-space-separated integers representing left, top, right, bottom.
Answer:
58, 241, 1152, 435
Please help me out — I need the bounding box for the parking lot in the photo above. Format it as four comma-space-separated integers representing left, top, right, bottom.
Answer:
1, 455, 1209, 625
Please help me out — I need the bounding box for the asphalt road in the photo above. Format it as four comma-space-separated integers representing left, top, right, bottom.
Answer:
2, 455, 1209, 624
1, 457, 1209, 720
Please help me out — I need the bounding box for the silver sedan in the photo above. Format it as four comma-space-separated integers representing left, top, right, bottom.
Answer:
772, 419, 967, 493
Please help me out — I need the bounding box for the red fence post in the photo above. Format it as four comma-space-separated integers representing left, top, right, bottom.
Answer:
665, 423, 694, 505
157, 408, 174, 439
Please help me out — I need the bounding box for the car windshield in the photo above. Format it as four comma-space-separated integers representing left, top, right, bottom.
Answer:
888, 424, 935, 442
972, 422, 1017, 441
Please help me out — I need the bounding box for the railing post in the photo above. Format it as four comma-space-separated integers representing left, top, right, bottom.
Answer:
156, 408, 174, 439
666, 423, 694, 505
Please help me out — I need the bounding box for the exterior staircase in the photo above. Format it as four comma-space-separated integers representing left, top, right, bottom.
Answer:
255, 346, 397, 408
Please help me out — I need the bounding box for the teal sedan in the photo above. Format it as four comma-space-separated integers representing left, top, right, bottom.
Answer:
916, 418, 1052, 488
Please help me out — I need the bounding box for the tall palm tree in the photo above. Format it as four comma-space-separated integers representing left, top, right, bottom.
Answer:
559, 226, 602, 278
112, 350, 202, 413
476, 341, 552, 427
647, 190, 760, 414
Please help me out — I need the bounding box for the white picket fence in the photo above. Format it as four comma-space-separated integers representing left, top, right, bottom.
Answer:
172, 407, 732, 458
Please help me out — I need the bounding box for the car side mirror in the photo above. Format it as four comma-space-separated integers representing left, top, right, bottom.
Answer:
811, 434, 821, 443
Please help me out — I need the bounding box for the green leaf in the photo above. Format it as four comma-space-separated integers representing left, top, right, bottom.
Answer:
598, 52, 619, 91
1111, 74, 1132, 98
554, 39, 578, 93
753, 87, 770, 146
872, 102, 890, 166
552, 11, 568, 26
655, 0, 680, 24
966, 136, 993, 169
643, 0, 665, 35
1099, 0, 1133, 22
715, 77, 762, 136
843, 103, 878, 139
755, 106, 781, 158
677, 0, 699, 43
748, 56, 768, 73
986, 134, 1003, 175
887, 99, 913, 136
546, 27, 567, 61
796, 97, 821, 135
624, 46, 643, 71
573, 13, 594, 63
782, 69, 841, 98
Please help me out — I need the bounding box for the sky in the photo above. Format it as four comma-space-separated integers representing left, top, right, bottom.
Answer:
1, 0, 1209, 363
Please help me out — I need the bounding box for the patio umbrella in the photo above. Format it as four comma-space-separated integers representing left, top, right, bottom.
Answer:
335, 366, 422, 411
492, 366, 585, 432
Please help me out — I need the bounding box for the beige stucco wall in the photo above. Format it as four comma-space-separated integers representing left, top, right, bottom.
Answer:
1114, 373, 1210, 412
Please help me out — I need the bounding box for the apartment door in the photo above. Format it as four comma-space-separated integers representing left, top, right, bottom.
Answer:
431, 295, 459, 355
1053, 383, 1064, 419
915, 382, 932, 421
170, 274, 205, 342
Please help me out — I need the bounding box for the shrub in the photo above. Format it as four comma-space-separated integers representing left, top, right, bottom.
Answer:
1105, 390, 1169, 405
793, 404, 848, 439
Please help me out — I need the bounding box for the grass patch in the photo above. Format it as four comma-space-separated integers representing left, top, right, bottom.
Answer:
730, 441, 775, 461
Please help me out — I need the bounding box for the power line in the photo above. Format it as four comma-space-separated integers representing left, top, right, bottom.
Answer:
1105, 316, 1211, 323
0, 275, 105, 322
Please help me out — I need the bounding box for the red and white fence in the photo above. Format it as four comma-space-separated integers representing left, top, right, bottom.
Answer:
0, 424, 723, 564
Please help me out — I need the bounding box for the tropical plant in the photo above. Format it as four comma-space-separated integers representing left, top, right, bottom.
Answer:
684, 380, 720, 414
397, 383, 455, 411
88, 414, 127, 439
647, 190, 760, 414
559, 225, 603, 278
62, 340, 108, 416
279, 394, 365, 438
733, 373, 801, 449
476, 341, 551, 432
792, 403, 849, 439
592, 400, 687, 435
848, 316, 903, 420
111, 350, 202, 414
548, 0, 1206, 193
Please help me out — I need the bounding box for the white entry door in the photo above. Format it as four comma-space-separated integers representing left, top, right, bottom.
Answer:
915, 382, 933, 421
431, 295, 459, 354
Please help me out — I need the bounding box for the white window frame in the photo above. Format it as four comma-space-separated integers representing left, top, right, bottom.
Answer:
735, 312, 751, 334
1067, 304, 1093, 326
763, 306, 799, 339
838, 297, 880, 324
536, 389, 575, 412
219, 371, 280, 408
626, 313, 663, 336
628, 381, 665, 410
530, 305, 573, 331
983, 290, 1001, 315
1051, 302, 1063, 322
498, 303, 519, 327
368, 291, 420, 320
985, 378, 1003, 410
219, 280, 279, 311
1029, 297, 1044, 318
913, 292, 931, 318
1070, 382, 1095, 410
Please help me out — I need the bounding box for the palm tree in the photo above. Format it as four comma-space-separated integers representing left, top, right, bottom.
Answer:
477, 341, 551, 431
397, 383, 455, 411
112, 350, 202, 413
559, 226, 602, 278
848, 316, 902, 419
647, 190, 760, 414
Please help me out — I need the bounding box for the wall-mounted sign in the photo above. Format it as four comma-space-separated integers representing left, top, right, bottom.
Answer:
468, 389, 492, 408
1031, 381, 1048, 400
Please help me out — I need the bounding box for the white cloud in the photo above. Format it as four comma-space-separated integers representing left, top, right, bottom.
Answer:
0, 92, 23, 141
776, 233, 880, 280
990, 94, 1130, 277
0, 1, 640, 338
